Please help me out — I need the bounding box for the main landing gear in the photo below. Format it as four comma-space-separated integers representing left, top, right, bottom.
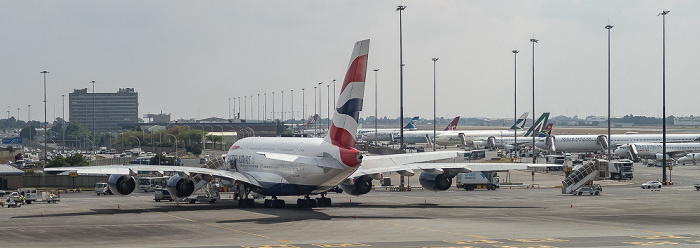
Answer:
296, 194, 332, 208
264, 197, 286, 208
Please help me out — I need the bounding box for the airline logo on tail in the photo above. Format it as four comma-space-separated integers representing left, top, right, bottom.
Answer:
443, 116, 460, 131
523, 112, 550, 137
405, 116, 419, 130
509, 112, 529, 130
326, 39, 370, 152
538, 123, 553, 137
301, 114, 319, 127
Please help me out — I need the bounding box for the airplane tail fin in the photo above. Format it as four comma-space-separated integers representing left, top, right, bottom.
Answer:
410, 116, 419, 123
509, 112, 529, 130
523, 112, 550, 137
443, 116, 460, 131
302, 114, 319, 127
325, 39, 370, 148
405, 122, 417, 130
537, 123, 553, 137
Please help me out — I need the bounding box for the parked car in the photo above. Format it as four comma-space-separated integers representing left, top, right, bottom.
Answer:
641, 181, 662, 189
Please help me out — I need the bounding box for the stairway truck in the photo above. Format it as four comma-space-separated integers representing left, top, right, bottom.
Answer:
456, 171, 499, 191
608, 159, 634, 180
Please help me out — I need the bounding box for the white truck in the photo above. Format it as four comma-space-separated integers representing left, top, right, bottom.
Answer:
455, 171, 499, 191
16, 188, 38, 204
607, 159, 634, 180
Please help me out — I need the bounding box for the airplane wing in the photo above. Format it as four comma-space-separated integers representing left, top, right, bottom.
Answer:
351, 161, 561, 178
256, 152, 344, 169
351, 151, 467, 177
44, 165, 263, 188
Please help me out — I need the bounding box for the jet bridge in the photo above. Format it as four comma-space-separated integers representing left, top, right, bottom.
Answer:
562, 162, 599, 194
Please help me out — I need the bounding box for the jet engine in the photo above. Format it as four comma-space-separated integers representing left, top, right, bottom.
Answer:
339, 175, 372, 196
419, 172, 452, 191
108, 174, 136, 195
166, 175, 195, 198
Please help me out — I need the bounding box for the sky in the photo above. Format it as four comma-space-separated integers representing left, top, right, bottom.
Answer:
2, 0, 699, 123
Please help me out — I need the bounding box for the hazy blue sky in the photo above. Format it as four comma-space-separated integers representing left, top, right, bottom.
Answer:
2, 1, 698, 122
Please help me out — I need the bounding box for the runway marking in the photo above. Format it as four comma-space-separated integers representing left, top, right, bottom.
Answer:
368, 220, 461, 235
508, 238, 568, 243
311, 243, 371, 247
623, 241, 680, 246
445, 240, 503, 244
240, 245, 299, 248
632, 235, 689, 239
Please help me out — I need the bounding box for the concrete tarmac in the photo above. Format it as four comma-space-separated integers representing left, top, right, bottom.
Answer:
2, 163, 700, 247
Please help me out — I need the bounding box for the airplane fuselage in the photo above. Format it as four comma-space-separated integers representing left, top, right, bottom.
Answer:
226, 137, 358, 196
536, 134, 700, 153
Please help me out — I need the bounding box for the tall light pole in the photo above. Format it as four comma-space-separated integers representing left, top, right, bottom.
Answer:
397, 5, 407, 155
228, 98, 232, 120
257, 94, 260, 121
327, 85, 330, 130
250, 95, 253, 121
28, 104, 31, 149
61, 94, 65, 152
264, 93, 267, 121
281, 91, 285, 122
314, 86, 317, 134
512, 50, 519, 161
374, 69, 379, 145
332, 79, 337, 111
318, 82, 322, 132
659, 10, 670, 184
90, 80, 96, 151
606, 24, 613, 162
244, 95, 247, 120
41, 70, 49, 170
290, 90, 294, 129
302, 88, 305, 127
530, 38, 538, 163
432, 58, 438, 152
237, 97, 241, 119
272, 92, 275, 121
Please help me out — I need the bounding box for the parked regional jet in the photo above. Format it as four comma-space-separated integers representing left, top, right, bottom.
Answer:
475, 123, 553, 150
614, 142, 700, 161
431, 112, 550, 147
357, 116, 418, 142
535, 133, 700, 153
45, 40, 486, 208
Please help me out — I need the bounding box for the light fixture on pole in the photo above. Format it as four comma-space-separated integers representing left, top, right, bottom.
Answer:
512, 50, 519, 161
397, 5, 407, 155
659, 10, 670, 184
432, 58, 438, 152
41, 70, 49, 171
530, 38, 538, 163
374, 69, 379, 145
605, 24, 613, 162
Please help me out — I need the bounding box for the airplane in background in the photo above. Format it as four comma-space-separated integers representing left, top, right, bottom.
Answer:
362, 116, 460, 143
432, 112, 550, 147
46, 40, 484, 208
677, 153, 700, 165
358, 116, 419, 142
397, 113, 529, 146
614, 142, 700, 161
535, 133, 700, 153
300, 114, 319, 127
475, 123, 553, 150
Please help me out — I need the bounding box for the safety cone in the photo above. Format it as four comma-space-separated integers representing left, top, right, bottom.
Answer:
354, 213, 357, 219
424, 198, 427, 203
350, 197, 352, 203
570, 202, 573, 208
41, 212, 43, 217
118, 204, 120, 209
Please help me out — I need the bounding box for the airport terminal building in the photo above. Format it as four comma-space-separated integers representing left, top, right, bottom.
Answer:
69, 88, 138, 134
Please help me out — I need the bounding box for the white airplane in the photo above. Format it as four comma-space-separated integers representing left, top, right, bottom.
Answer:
614, 142, 700, 160
677, 153, 700, 165
535, 133, 700, 153
362, 116, 460, 143
357, 116, 419, 142
475, 123, 553, 150
432, 112, 550, 147
45, 40, 486, 208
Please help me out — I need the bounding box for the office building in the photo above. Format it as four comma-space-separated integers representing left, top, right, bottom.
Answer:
69, 88, 138, 134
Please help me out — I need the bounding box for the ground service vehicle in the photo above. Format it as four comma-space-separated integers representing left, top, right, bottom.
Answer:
608, 159, 634, 180
571, 183, 602, 195
17, 188, 38, 204
95, 182, 113, 195
139, 177, 169, 192
154, 188, 173, 202
455, 171, 499, 190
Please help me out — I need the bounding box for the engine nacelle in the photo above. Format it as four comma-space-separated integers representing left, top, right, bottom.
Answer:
108, 174, 136, 195
339, 175, 372, 196
167, 175, 195, 198
419, 172, 452, 191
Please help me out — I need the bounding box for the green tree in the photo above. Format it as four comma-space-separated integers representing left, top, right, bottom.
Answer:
19, 126, 37, 140
6, 146, 14, 155
47, 156, 69, 168
65, 154, 89, 167
149, 154, 175, 165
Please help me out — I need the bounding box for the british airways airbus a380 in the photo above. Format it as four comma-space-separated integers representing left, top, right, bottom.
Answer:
47, 39, 480, 208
